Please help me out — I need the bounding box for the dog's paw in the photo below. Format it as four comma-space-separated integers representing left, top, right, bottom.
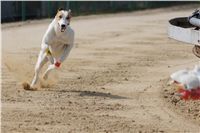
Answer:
22, 82, 37, 91
28, 87, 37, 91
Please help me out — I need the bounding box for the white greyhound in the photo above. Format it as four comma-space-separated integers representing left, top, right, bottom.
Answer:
30, 8, 74, 89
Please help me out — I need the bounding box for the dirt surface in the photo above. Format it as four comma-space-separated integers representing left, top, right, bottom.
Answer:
2, 5, 200, 133
163, 82, 200, 125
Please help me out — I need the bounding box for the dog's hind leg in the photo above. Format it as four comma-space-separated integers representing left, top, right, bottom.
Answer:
31, 51, 48, 88
42, 64, 56, 80
42, 44, 73, 80
42, 51, 55, 80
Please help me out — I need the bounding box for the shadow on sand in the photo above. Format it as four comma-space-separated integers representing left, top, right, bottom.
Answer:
54, 89, 128, 99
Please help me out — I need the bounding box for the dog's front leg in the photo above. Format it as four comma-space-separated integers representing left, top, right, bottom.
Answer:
59, 44, 73, 63
42, 44, 73, 80
31, 44, 48, 88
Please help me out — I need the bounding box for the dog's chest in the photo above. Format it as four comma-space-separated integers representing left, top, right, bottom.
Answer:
48, 34, 69, 58
50, 34, 68, 45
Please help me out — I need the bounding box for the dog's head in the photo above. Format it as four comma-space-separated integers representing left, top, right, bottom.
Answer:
56, 8, 72, 32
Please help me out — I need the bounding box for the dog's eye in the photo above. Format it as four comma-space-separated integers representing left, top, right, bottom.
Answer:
59, 15, 62, 19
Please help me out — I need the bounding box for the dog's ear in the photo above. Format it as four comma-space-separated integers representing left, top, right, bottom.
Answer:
68, 9, 72, 18
57, 8, 64, 12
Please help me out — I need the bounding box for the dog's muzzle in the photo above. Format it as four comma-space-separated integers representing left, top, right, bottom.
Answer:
61, 24, 66, 32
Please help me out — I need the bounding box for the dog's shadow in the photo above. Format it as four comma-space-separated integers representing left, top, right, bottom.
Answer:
79, 90, 127, 99
53, 89, 128, 99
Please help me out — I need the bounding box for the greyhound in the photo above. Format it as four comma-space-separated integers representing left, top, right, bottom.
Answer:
30, 8, 74, 89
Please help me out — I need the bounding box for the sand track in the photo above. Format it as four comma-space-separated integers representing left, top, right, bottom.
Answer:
2, 5, 200, 133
